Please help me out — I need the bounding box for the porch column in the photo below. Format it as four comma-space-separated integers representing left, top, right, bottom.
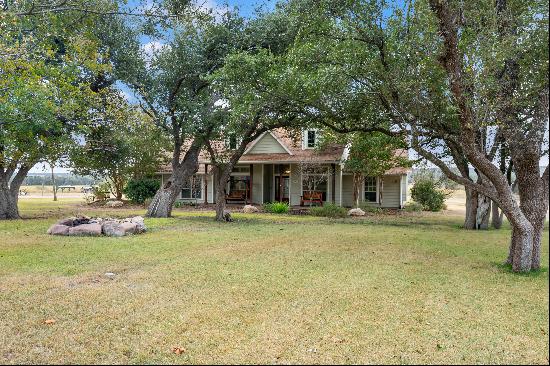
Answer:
279, 164, 283, 202
249, 164, 253, 204
204, 164, 208, 204
331, 164, 336, 204
339, 166, 343, 206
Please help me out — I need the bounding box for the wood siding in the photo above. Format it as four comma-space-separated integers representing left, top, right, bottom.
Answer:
248, 133, 288, 154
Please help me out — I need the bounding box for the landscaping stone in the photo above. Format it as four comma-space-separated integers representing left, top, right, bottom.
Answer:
48, 216, 147, 237
105, 200, 124, 208
222, 210, 233, 222
242, 205, 259, 213
68, 223, 102, 236
47, 224, 70, 236
102, 221, 126, 237
120, 222, 139, 235
348, 208, 366, 216
55, 217, 76, 226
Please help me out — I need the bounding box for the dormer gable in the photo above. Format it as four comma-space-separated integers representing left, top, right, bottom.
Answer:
244, 131, 293, 155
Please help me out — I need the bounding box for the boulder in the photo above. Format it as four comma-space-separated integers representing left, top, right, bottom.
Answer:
130, 216, 146, 232
120, 222, 139, 235
101, 221, 126, 237
348, 208, 366, 217
242, 205, 259, 213
56, 217, 76, 226
105, 200, 124, 208
47, 224, 70, 236
68, 223, 102, 236
222, 210, 233, 222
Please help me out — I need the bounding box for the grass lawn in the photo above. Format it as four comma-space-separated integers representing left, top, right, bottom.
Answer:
0, 198, 548, 364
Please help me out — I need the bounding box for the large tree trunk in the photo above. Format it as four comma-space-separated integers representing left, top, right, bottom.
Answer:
146, 141, 202, 218
0, 186, 19, 219
491, 200, 503, 229
476, 193, 491, 229
464, 188, 491, 230
513, 160, 548, 271
0, 165, 33, 220
214, 173, 230, 221
463, 187, 477, 229
506, 220, 535, 272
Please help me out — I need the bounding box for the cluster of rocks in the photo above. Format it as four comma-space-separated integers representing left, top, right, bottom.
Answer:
47, 216, 146, 237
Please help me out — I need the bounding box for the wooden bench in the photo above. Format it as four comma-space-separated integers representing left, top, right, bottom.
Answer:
300, 191, 323, 206
58, 185, 76, 193
225, 190, 248, 204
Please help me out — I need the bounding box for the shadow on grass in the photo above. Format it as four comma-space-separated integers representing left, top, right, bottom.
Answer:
492, 262, 548, 277
168, 211, 471, 231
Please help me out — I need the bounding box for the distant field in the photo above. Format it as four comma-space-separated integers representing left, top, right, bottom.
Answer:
0, 198, 547, 364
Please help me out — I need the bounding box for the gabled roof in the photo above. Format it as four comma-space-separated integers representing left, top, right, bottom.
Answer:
243, 131, 294, 155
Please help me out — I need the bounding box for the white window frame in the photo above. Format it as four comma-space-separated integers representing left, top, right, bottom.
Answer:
303, 129, 319, 149
363, 176, 379, 204
181, 175, 203, 200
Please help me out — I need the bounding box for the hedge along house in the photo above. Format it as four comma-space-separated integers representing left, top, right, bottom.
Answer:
157, 129, 410, 208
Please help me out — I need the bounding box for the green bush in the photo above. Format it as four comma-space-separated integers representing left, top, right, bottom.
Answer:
309, 203, 348, 218
263, 201, 289, 214
403, 201, 423, 212
123, 178, 160, 204
359, 203, 384, 214
410, 179, 448, 212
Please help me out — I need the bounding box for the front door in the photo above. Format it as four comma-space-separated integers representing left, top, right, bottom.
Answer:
274, 176, 290, 203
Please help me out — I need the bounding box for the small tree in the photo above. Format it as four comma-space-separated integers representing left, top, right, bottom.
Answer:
298, 159, 330, 206
343, 133, 410, 207
410, 178, 448, 212
70, 92, 166, 200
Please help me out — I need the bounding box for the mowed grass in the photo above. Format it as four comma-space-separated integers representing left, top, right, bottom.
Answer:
0, 198, 548, 364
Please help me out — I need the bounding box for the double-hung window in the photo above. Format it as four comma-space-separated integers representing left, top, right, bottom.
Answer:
306, 130, 316, 148
364, 177, 377, 202
181, 176, 202, 199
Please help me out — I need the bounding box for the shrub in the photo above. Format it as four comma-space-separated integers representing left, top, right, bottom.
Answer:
263, 201, 289, 214
403, 201, 423, 212
358, 203, 384, 214
310, 203, 348, 218
123, 178, 160, 204
410, 179, 449, 212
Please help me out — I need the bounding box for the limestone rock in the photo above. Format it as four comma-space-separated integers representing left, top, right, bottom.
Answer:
47, 224, 70, 236
68, 223, 102, 236
101, 221, 125, 237
56, 217, 76, 226
120, 222, 139, 235
222, 210, 233, 222
348, 208, 366, 216
242, 205, 259, 213
130, 216, 146, 232
105, 200, 124, 208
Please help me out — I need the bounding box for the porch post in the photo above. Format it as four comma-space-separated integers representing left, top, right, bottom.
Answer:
249, 164, 253, 204
339, 166, 343, 206
279, 164, 283, 202
204, 164, 208, 204
331, 164, 336, 204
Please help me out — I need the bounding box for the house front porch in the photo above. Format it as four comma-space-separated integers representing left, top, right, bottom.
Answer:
160, 162, 407, 208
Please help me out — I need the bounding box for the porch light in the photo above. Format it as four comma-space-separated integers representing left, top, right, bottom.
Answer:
284, 169, 291, 174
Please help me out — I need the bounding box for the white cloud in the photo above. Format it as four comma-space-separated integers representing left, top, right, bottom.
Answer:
192, 0, 230, 21
140, 40, 169, 63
